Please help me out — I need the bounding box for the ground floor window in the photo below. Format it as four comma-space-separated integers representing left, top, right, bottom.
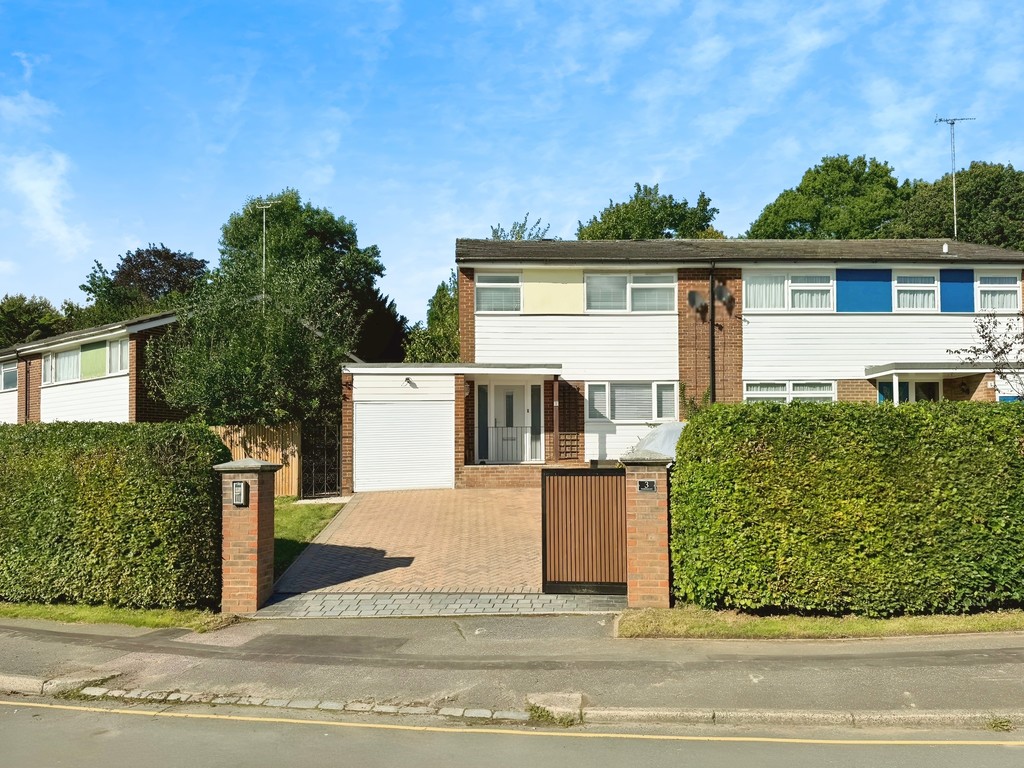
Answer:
744, 381, 836, 403
877, 380, 940, 403
586, 381, 678, 422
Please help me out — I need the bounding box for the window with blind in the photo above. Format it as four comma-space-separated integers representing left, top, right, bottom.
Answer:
475, 274, 521, 312
978, 274, 1020, 311
586, 381, 677, 421
744, 272, 833, 311
585, 273, 675, 312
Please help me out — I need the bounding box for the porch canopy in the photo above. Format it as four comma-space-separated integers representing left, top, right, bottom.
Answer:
864, 361, 999, 403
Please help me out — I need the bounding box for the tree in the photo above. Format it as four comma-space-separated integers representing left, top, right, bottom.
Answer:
0, 294, 66, 347
64, 244, 208, 329
403, 270, 459, 363
147, 189, 390, 425
884, 162, 1024, 250
490, 213, 551, 241
949, 312, 1024, 398
577, 183, 718, 240
747, 155, 909, 239
353, 287, 408, 362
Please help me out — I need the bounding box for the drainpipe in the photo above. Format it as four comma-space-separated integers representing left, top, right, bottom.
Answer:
709, 263, 716, 404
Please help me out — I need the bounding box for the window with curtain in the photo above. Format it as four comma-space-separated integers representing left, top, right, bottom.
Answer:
744, 275, 786, 309
979, 274, 1020, 311
43, 349, 80, 384
585, 275, 628, 310
744, 382, 788, 401
108, 338, 130, 373
790, 274, 833, 310
745, 381, 836, 403
475, 274, 521, 312
791, 381, 835, 402
895, 274, 937, 310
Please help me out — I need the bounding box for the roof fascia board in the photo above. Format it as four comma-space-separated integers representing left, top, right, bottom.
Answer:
126, 314, 177, 333
464, 261, 707, 270
344, 364, 563, 376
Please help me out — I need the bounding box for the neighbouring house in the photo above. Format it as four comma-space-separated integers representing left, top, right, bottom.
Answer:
0, 311, 179, 425
342, 238, 1024, 494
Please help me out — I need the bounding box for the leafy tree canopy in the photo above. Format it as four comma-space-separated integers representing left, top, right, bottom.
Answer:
403, 270, 459, 363
884, 161, 1024, 250
65, 244, 208, 330
490, 213, 552, 241
0, 294, 66, 348
148, 189, 391, 425
577, 183, 718, 240
747, 155, 909, 240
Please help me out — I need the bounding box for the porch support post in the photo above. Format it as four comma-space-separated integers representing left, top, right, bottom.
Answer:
892, 372, 899, 406
623, 459, 671, 609
552, 375, 560, 464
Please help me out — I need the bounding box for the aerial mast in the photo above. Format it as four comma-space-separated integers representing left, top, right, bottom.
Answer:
934, 116, 975, 240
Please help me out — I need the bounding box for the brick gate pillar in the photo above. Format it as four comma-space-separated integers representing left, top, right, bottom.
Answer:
214, 458, 281, 614
623, 459, 672, 609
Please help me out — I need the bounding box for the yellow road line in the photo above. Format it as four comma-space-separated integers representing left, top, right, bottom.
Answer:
0, 699, 1021, 747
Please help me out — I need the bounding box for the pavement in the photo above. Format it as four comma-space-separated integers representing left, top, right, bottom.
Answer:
2, 613, 1024, 730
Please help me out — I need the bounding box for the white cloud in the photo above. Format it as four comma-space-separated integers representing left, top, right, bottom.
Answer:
0, 260, 15, 275
2, 150, 90, 261
0, 91, 57, 131
12, 52, 48, 83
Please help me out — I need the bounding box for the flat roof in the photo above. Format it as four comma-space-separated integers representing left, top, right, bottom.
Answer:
456, 238, 1024, 265
865, 361, 1000, 377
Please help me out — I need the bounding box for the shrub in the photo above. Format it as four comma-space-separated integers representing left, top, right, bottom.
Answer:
671, 402, 1024, 617
0, 422, 230, 609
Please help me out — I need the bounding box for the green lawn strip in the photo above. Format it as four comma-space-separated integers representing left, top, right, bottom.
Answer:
0, 602, 229, 632
274, 496, 344, 579
617, 605, 1024, 639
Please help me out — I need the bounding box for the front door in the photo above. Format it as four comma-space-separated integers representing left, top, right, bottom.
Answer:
493, 385, 524, 463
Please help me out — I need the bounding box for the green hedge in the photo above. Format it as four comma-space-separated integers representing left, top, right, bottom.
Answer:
671, 402, 1024, 617
0, 423, 230, 610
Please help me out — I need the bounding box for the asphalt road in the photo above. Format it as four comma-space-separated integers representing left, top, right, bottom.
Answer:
2, 699, 1022, 768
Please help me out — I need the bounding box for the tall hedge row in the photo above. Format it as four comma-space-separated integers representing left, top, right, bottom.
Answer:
671, 402, 1024, 617
0, 423, 230, 609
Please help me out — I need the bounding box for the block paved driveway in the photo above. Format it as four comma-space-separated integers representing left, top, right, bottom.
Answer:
274, 488, 542, 595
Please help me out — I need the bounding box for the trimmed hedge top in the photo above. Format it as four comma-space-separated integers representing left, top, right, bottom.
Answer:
671, 402, 1024, 617
0, 422, 230, 610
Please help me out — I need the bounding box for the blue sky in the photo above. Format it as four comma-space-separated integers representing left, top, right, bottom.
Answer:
1, 1, 1023, 323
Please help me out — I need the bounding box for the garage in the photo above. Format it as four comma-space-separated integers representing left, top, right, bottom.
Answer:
351, 369, 455, 492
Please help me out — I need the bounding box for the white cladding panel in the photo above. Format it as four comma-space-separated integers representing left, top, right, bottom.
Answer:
475, 314, 678, 380
585, 422, 656, 462
353, 400, 455, 491
353, 374, 456, 402
40, 375, 129, 423
0, 390, 16, 424
743, 314, 984, 380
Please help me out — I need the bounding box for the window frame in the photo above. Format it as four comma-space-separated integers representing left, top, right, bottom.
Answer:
744, 380, 837, 403
40, 337, 132, 386
892, 270, 940, 313
0, 361, 16, 392
743, 270, 835, 312
584, 273, 676, 314
475, 273, 522, 313
976, 271, 1021, 313
586, 381, 678, 422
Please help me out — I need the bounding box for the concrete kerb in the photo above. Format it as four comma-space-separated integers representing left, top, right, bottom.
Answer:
10, 683, 1024, 730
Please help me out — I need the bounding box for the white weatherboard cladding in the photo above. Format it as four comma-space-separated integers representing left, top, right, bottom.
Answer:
353, 385, 455, 492
0, 390, 16, 424
743, 314, 985, 380
475, 314, 678, 380
40, 375, 129, 422
585, 422, 657, 462
352, 374, 456, 402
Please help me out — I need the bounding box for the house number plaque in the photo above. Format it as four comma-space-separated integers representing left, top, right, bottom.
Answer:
637, 480, 657, 493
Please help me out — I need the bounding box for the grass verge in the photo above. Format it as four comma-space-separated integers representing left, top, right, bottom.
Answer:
0, 602, 232, 632
274, 496, 345, 579
617, 605, 1024, 639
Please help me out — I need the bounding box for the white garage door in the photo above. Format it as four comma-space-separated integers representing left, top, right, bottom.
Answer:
353, 400, 455, 491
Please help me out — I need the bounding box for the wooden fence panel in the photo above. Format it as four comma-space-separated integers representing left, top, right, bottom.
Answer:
542, 468, 626, 594
211, 423, 301, 497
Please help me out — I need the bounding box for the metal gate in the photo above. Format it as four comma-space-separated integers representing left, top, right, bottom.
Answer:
541, 468, 626, 594
300, 423, 341, 498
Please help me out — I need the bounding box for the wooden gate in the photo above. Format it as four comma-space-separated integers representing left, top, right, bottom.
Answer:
541, 468, 626, 594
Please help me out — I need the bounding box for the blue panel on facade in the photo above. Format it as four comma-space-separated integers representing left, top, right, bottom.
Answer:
836, 269, 892, 312
999, 395, 1022, 403
939, 269, 974, 312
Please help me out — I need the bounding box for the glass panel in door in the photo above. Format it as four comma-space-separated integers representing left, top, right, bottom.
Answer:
493, 385, 524, 463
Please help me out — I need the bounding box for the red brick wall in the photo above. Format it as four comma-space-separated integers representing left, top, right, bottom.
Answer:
838, 379, 877, 403
16, 354, 41, 424
624, 462, 671, 608
219, 468, 277, 614
340, 372, 354, 495
454, 374, 466, 480
456, 462, 586, 489
678, 268, 743, 404
944, 373, 998, 402
464, 380, 475, 465
129, 327, 184, 422
458, 268, 475, 363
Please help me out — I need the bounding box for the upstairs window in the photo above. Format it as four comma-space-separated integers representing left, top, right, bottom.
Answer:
894, 273, 938, 311
109, 338, 130, 373
1, 361, 16, 391
42, 349, 80, 384
744, 272, 833, 311
41, 338, 130, 384
979, 274, 1020, 311
790, 275, 833, 310
476, 274, 521, 312
585, 274, 675, 312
